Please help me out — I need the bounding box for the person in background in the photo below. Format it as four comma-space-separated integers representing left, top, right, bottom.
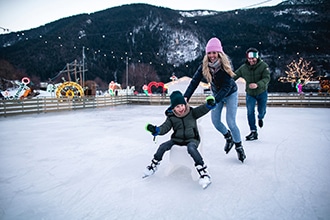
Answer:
234, 48, 270, 141
144, 90, 216, 189
183, 37, 246, 163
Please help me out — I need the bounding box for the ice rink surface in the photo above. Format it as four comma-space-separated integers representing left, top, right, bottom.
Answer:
0, 105, 329, 220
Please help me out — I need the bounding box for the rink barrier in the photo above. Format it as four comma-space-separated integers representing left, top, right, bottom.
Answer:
0, 96, 128, 117
0, 93, 329, 117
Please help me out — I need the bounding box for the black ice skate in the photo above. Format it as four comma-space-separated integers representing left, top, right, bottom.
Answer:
196, 165, 211, 189
235, 142, 246, 163
224, 130, 234, 154
245, 131, 258, 141
142, 159, 159, 178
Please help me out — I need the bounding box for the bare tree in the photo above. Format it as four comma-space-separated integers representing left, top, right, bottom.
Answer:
122, 63, 159, 92
93, 77, 108, 90
278, 57, 315, 85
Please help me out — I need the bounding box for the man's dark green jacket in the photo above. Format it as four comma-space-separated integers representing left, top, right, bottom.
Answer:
234, 59, 270, 96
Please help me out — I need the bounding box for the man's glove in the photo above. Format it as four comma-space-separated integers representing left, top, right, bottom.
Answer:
206, 96, 216, 110
145, 123, 160, 136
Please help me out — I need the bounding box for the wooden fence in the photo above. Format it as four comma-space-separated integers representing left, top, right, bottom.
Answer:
1, 93, 329, 117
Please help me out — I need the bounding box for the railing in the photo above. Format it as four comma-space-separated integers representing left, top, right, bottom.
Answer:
265, 93, 330, 107
0, 93, 329, 117
0, 96, 128, 117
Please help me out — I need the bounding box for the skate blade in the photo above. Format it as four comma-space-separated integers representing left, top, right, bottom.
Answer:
142, 172, 153, 178
199, 177, 211, 189
142, 170, 155, 179
246, 138, 258, 141
202, 181, 211, 189
238, 156, 246, 163
225, 143, 234, 154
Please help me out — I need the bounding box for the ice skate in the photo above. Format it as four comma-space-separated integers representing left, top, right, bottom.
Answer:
196, 165, 211, 189
142, 159, 159, 178
224, 130, 234, 154
235, 142, 246, 163
245, 131, 258, 141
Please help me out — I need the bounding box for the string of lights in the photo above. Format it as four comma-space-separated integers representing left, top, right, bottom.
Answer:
8, 31, 288, 67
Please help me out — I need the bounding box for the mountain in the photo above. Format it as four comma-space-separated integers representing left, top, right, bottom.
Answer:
0, 0, 329, 92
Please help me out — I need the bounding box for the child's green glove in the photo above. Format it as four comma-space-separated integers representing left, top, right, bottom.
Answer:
145, 123, 160, 136
205, 96, 216, 110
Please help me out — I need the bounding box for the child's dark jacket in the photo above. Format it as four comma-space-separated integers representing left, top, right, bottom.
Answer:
158, 104, 210, 146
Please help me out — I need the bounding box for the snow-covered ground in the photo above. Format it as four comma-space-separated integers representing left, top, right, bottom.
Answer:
0, 105, 329, 220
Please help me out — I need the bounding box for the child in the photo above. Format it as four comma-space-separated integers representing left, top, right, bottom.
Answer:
144, 90, 216, 189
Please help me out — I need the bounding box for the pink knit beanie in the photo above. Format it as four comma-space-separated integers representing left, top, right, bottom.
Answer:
205, 37, 223, 53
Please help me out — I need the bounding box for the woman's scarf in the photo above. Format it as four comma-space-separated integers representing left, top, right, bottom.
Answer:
208, 59, 221, 74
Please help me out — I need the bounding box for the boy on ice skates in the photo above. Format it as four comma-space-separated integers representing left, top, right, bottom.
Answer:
144, 90, 216, 189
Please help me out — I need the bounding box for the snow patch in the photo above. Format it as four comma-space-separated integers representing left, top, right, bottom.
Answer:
179, 10, 218, 17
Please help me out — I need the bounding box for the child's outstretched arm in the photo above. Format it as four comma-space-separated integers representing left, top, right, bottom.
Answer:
193, 95, 216, 119
145, 117, 173, 137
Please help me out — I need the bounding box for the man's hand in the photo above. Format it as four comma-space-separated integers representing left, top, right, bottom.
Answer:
249, 83, 258, 89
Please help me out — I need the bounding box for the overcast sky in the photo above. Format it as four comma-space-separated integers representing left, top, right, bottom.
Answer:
0, 0, 283, 33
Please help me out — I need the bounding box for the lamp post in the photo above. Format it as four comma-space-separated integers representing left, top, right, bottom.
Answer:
82, 46, 85, 88
126, 56, 128, 95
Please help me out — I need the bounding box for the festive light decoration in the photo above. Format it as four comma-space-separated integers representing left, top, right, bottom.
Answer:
295, 79, 303, 94
147, 81, 166, 94
2, 77, 32, 100
108, 81, 121, 96
278, 57, 315, 86
318, 76, 330, 94
142, 84, 149, 96
170, 73, 178, 81
55, 81, 84, 99
13, 77, 30, 100
21, 77, 30, 85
